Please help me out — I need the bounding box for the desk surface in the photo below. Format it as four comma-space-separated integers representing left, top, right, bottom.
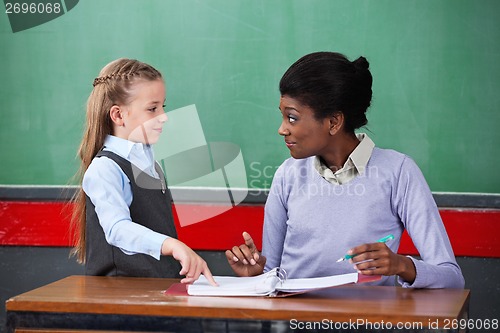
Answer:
6, 275, 469, 328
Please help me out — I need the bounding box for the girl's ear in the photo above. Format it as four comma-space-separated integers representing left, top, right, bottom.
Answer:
109, 105, 124, 126
329, 112, 344, 135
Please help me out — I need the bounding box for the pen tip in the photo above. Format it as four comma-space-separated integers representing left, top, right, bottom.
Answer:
336, 258, 343, 263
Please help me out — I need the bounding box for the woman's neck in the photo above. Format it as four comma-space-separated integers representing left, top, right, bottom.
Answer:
320, 132, 360, 172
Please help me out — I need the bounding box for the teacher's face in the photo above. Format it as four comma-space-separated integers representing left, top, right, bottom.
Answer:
278, 95, 331, 159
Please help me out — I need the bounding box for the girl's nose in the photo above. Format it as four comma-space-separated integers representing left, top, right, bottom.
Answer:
158, 110, 168, 123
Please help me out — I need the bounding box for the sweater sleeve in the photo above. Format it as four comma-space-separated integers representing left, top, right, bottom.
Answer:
394, 156, 465, 288
262, 163, 289, 273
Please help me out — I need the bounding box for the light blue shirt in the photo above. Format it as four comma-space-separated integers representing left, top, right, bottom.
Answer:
82, 135, 168, 260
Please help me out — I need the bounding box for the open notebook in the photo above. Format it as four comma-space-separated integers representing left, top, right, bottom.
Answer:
183, 268, 380, 297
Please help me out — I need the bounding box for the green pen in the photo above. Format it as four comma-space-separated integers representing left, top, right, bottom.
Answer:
336, 234, 395, 262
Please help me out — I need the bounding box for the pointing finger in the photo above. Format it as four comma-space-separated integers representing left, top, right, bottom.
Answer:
242, 232, 255, 249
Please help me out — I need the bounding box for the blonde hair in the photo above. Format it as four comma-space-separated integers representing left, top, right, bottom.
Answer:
71, 58, 163, 263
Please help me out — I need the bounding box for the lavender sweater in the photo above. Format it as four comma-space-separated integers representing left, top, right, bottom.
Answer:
262, 148, 464, 288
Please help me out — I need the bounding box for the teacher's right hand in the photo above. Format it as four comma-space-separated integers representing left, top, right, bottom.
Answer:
225, 232, 266, 277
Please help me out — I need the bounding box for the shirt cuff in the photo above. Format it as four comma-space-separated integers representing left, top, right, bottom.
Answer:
143, 231, 169, 260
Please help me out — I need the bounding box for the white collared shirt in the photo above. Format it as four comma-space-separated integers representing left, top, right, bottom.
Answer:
313, 133, 375, 185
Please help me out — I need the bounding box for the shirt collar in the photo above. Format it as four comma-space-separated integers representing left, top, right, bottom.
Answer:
103, 135, 153, 160
349, 133, 375, 175
314, 133, 375, 177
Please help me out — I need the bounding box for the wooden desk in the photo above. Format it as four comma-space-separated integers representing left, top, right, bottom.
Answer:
6, 275, 470, 333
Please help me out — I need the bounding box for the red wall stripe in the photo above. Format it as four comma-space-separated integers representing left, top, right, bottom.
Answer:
0, 200, 499, 257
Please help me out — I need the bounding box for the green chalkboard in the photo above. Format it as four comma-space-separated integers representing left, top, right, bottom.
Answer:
0, 0, 499, 193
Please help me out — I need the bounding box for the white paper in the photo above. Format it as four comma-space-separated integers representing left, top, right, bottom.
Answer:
187, 270, 359, 297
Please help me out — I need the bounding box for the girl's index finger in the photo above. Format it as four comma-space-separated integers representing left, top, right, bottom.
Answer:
204, 274, 218, 287
202, 267, 218, 287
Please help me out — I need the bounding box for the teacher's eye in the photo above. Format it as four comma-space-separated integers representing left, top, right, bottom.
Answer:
148, 107, 158, 112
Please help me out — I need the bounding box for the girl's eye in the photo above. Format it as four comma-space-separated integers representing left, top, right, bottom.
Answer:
148, 105, 166, 112
288, 116, 297, 123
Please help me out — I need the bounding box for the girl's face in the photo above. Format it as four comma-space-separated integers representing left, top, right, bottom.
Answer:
278, 95, 331, 159
117, 79, 167, 145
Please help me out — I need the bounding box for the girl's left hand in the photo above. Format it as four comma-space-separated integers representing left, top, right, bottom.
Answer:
348, 242, 416, 284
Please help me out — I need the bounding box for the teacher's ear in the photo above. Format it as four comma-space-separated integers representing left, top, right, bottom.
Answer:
329, 111, 345, 135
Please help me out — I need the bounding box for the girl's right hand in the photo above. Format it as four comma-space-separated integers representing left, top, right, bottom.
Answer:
225, 232, 266, 277
161, 238, 217, 286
